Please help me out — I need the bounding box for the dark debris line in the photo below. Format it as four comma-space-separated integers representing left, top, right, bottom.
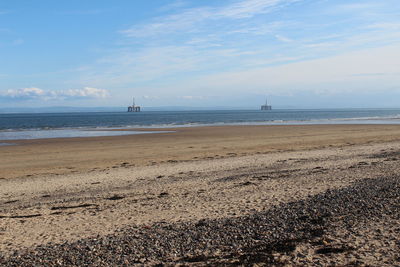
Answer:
1, 176, 399, 266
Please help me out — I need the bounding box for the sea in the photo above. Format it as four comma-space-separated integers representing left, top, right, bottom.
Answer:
1, 108, 400, 142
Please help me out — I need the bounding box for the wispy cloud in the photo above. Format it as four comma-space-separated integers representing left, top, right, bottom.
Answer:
1, 87, 109, 101
121, 0, 296, 38
120, 8, 211, 38
142, 95, 159, 100
336, 3, 379, 11
61, 0, 400, 104
60, 87, 109, 98
350, 73, 397, 77
168, 45, 400, 95
216, 0, 298, 19
275, 34, 293, 43
180, 95, 205, 100
366, 22, 400, 31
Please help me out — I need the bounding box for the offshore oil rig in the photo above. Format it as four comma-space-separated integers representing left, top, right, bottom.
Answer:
261, 97, 272, 110
127, 97, 141, 112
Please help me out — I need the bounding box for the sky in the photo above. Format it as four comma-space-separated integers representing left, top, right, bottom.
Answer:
1, 0, 400, 109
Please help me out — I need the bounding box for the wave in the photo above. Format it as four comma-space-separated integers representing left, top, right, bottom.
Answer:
326, 114, 400, 121
1, 113, 400, 132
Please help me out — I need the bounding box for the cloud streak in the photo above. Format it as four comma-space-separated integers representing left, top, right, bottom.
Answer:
121, 0, 296, 38
10, 0, 399, 107
168, 45, 400, 95
2, 87, 109, 101
216, 0, 298, 18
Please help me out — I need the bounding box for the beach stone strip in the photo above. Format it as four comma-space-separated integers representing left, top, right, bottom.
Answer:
0, 175, 399, 266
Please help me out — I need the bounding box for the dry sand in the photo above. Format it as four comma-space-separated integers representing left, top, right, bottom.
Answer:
1, 124, 400, 265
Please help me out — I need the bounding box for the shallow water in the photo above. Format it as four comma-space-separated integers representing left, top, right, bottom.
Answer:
0, 129, 171, 141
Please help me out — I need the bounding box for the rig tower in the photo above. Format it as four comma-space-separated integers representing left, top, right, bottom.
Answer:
127, 97, 141, 112
261, 97, 272, 110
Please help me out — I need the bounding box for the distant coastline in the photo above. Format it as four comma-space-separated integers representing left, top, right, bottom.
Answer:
2, 106, 400, 114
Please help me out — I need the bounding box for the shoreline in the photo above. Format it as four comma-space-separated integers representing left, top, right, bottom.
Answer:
1, 119, 400, 141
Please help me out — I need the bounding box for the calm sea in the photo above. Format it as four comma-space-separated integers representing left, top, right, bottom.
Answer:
1, 109, 400, 141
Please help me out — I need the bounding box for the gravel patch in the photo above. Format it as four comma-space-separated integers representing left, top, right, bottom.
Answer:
1, 175, 399, 266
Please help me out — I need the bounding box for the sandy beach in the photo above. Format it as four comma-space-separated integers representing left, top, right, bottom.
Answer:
1, 124, 400, 266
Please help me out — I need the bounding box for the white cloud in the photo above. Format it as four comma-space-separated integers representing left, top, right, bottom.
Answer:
142, 95, 159, 100
181, 95, 205, 100
61, 87, 108, 98
1, 87, 109, 100
4, 87, 45, 98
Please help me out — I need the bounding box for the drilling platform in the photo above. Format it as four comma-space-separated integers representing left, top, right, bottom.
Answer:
127, 97, 141, 112
261, 97, 272, 110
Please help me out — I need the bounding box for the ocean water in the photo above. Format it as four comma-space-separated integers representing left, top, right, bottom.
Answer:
0, 109, 400, 141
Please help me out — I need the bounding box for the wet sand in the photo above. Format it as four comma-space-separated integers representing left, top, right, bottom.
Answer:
0, 124, 400, 266
2, 124, 400, 179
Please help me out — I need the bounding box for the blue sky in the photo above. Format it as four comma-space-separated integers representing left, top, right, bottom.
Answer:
1, 0, 400, 108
